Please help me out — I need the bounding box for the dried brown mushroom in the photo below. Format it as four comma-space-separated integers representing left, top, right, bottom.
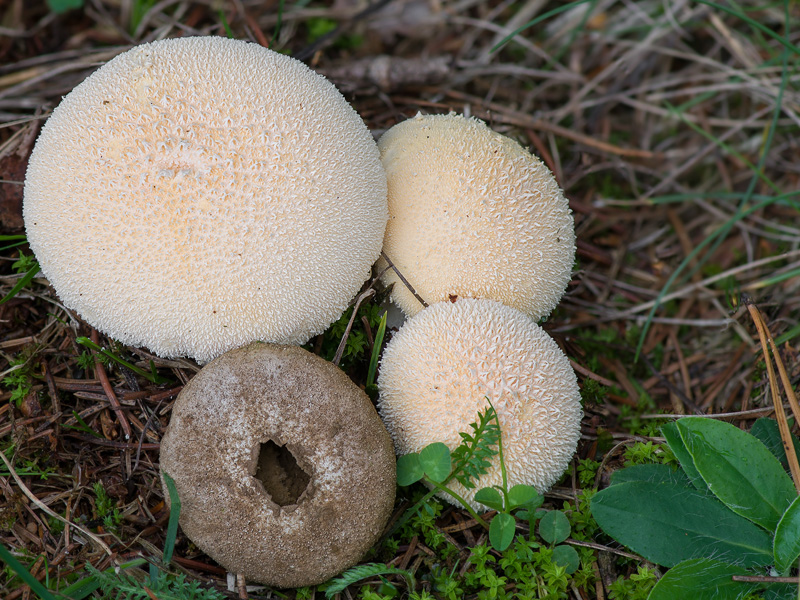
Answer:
159, 343, 396, 588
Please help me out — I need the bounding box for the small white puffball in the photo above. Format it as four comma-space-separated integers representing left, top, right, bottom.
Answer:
24, 36, 387, 363
378, 298, 582, 511
377, 112, 575, 320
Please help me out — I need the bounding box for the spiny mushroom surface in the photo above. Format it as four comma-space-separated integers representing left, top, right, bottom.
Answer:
24, 36, 387, 363
377, 112, 574, 320
378, 298, 582, 510
159, 342, 396, 588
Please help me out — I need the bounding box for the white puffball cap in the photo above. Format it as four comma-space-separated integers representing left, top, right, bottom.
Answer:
377, 112, 575, 320
24, 36, 387, 363
378, 298, 582, 510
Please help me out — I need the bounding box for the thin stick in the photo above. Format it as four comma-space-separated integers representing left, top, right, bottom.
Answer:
332, 288, 375, 367
91, 329, 132, 441
766, 335, 800, 426
0, 450, 113, 556
744, 298, 800, 493
380, 251, 429, 310
236, 572, 248, 599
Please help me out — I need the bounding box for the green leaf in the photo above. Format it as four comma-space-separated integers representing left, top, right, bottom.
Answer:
750, 417, 800, 473
323, 563, 416, 599
46, 0, 83, 13
507, 484, 542, 509
538, 510, 570, 545
647, 558, 756, 600
451, 405, 500, 490
418, 443, 451, 483
489, 513, 516, 551
590, 481, 773, 568
774, 494, 800, 573
551, 545, 580, 574
474, 487, 504, 512
366, 312, 387, 389
162, 471, 181, 566
761, 583, 798, 600
677, 417, 796, 532
661, 421, 705, 490
0, 543, 58, 600
396, 453, 424, 486
75, 337, 172, 384
610, 463, 693, 488
0, 263, 40, 305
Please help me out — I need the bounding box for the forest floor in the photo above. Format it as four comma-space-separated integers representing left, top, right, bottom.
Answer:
1, 1, 799, 599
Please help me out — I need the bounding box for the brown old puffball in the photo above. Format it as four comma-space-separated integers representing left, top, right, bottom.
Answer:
378, 299, 582, 510
159, 343, 396, 588
377, 112, 574, 320
24, 36, 387, 363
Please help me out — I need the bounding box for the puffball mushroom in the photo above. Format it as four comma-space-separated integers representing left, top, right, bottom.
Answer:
24, 36, 387, 363
378, 298, 582, 511
159, 342, 396, 588
377, 112, 574, 320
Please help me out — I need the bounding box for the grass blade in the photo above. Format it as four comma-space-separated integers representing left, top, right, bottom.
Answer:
0, 263, 40, 305
366, 311, 387, 389
75, 337, 171, 384
162, 471, 181, 565
0, 542, 58, 600
491, 0, 593, 53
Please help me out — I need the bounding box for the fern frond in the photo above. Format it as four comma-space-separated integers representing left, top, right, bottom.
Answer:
324, 563, 416, 599
83, 564, 226, 600
451, 405, 500, 489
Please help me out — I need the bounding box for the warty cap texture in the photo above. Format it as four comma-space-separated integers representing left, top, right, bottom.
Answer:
24, 36, 387, 362
377, 112, 574, 320
377, 298, 582, 510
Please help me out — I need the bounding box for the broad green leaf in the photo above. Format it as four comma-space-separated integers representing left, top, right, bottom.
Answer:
474, 487, 504, 512
418, 443, 451, 483
396, 453, 424, 486
647, 558, 756, 600
661, 421, 705, 490
677, 417, 795, 532
489, 513, 516, 551
538, 510, 570, 545
551, 545, 580, 574
774, 494, 800, 573
610, 463, 693, 488
507, 484, 542, 509
761, 584, 798, 600
750, 417, 800, 473
591, 481, 773, 568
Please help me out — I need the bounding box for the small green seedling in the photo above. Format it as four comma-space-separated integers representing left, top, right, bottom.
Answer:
591, 416, 800, 599
395, 400, 577, 570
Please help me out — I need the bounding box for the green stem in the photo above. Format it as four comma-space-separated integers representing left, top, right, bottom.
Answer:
425, 479, 490, 529
485, 398, 510, 508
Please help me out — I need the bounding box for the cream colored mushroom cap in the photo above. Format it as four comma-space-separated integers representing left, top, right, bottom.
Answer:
24, 36, 387, 363
377, 112, 574, 320
377, 298, 582, 511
